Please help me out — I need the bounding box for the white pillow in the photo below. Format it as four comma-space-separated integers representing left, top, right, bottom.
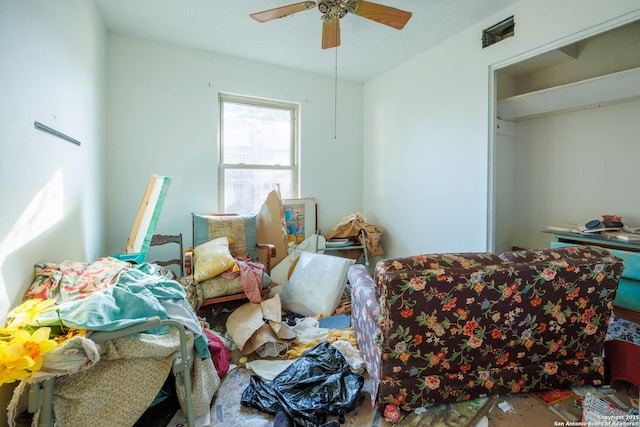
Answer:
281, 251, 355, 317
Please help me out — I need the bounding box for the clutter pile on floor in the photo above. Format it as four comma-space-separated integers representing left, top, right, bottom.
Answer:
189, 285, 366, 427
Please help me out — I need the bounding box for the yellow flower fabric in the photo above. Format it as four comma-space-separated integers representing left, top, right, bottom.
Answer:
0, 339, 34, 383
15, 328, 58, 371
5, 299, 56, 330
1, 299, 69, 385
0, 327, 58, 385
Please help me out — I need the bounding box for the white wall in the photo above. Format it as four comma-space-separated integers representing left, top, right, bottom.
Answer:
494, 120, 517, 254
363, 0, 640, 258
0, 0, 106, 422
105, 34, 363, 255
512, 98, 640, 249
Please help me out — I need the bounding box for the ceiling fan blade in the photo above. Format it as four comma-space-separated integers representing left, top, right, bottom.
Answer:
250, 1, 316, 23
322, 17, 340, 49
352, 0, 412, 30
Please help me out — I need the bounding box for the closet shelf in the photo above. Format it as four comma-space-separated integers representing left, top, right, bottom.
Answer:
497, 66, 640, 121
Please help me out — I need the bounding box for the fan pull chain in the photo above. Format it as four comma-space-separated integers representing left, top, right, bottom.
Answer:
334, 46, 338, 139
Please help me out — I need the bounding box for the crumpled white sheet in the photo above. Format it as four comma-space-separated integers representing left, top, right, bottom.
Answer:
331, 340, 365, 374
31, 335, 100, 381
292, 317, 330, 344
246, 359, 294, 380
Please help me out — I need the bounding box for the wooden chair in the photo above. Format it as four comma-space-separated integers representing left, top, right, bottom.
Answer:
185, 213, 276, 308
149, 233, 184, 277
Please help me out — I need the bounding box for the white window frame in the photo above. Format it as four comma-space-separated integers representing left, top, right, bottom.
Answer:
218, 93, 299, 212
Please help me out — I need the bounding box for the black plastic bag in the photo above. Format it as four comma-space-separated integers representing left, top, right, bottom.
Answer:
241, 341, 364, 427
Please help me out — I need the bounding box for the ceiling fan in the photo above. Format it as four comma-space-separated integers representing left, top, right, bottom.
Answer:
250, 1, 412, 49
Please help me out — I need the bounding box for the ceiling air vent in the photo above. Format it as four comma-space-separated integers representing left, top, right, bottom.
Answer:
482, 16, 514, 48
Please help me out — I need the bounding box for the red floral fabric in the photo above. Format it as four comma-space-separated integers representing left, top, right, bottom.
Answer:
350, 246, 623, 410
24, 257, 130, 302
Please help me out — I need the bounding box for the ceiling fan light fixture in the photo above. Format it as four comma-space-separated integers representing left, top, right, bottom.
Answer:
250, 0, 411, 49
344, 0, 360, 14
318, 1, 331, 13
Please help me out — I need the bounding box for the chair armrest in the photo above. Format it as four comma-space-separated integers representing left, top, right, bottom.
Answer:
348, 264, 382, 407
184, 249, 194, 276
256, 243, 276, 274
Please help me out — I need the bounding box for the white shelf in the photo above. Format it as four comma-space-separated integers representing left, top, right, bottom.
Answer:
497, 66, 640, 121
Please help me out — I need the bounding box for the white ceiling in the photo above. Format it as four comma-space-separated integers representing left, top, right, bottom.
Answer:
95, 0, 520, 82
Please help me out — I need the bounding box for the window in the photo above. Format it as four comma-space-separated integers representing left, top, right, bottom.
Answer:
219, 94, 299, 214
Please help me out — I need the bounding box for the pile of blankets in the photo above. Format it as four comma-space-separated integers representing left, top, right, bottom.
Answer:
8, 257, 220, 427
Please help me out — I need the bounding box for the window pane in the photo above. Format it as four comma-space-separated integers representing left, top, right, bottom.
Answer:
223, 102, 292, 166
224, 169, 293, 214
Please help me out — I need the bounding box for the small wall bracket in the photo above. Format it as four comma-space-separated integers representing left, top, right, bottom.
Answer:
34, 121, 81, 146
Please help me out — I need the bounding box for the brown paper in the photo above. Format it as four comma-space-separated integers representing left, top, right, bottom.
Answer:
225, 294, 295, 355
256, 190, 289, 267
325, 213, 384, 257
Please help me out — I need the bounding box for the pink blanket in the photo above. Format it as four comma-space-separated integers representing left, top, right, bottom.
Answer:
221, 255, 266, 303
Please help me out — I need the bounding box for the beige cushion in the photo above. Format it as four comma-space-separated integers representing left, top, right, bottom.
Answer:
199, 275, 243, 300
194, 237, 236, 281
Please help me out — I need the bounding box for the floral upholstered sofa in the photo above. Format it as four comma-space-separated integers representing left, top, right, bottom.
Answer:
349, 245, 623, 410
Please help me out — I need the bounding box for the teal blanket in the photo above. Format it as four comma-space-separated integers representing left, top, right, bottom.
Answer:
34, 263, 210, 358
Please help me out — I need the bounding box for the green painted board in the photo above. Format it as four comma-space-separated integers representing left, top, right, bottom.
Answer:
115, 175, 171, 263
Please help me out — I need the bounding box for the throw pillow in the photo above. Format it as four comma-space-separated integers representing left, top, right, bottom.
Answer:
194, 237, 236, 282
192, 214, 258, 260
281, 251, 355, 317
